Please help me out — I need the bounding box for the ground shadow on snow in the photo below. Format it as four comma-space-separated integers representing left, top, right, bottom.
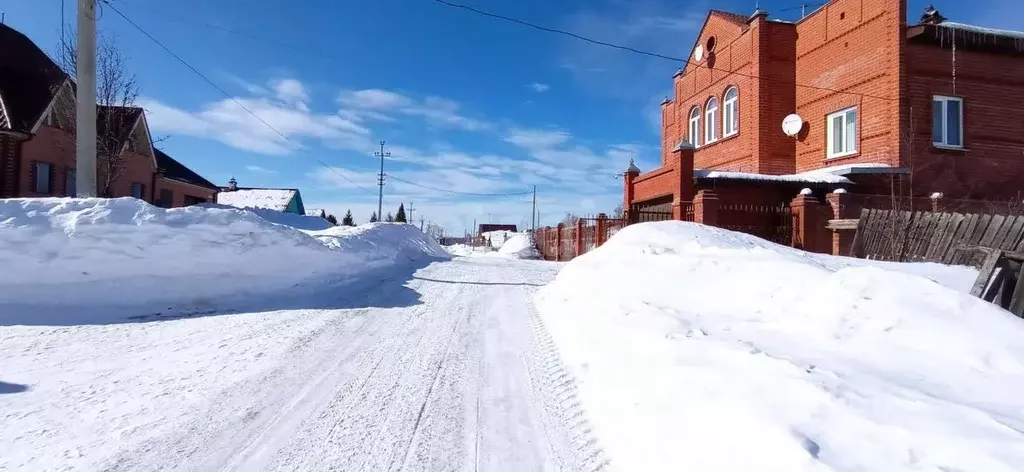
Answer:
411, 276, 545, 287
0, 381, 29, 394
0, 257, 446, 327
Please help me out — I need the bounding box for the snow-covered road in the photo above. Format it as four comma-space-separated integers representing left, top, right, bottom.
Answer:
1, 257, 604, 472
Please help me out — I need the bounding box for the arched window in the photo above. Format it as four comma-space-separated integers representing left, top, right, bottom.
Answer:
689, 107, 701, 146
705, 97, 719, 144
723, 87, 739, 137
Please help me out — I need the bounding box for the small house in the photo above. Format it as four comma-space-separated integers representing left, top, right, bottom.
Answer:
216, 178, 306, 215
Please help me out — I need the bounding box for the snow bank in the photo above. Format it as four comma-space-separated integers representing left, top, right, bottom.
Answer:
201, 203, 334, 230
0, 199, 446, 320
536, 221, 1024, 472
497, 233, 540, 259
481, 230, 516, 249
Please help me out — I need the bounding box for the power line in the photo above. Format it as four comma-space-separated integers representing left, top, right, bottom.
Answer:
429, 0, 896, 102
385, 174, 534, 196
99, 0, 376, 193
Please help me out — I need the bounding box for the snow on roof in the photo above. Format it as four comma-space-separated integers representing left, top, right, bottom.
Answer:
695, 163, 900, 184
938, 21, 1024, 40
217, 189, 296, 212
304, 208, 326, 217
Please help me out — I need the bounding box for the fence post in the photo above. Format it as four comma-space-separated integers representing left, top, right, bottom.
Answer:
672, 142, 696, 220
930, 192, 944, 212
791, 189, 824, 252
556, 223, 564, 261
596, 213, 607, 247
693, 190, 719, 226
623, 160, 640, 223
575, 218, 585, 257
825, 189, 855, 256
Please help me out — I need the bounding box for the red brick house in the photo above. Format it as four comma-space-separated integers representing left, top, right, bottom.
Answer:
0, 23, 216, 205
625, 0, 1024, 235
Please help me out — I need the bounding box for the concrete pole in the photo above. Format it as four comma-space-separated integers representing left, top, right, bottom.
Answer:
76, 0, 97, 197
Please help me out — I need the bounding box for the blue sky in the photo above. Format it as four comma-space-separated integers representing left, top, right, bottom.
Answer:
2, 0, 1019, 233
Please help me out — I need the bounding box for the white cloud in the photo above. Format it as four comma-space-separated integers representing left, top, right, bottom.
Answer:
530, 82, 551, 92
245, 165, 277, 174
504, 128, 572, 150
272, 79, 310, 112
139, 79, 372, 156
338, 89, 491, 131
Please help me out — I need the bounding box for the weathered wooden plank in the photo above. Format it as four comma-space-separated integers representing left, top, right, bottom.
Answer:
827, 219, 859, 230
865, 209, 888, 260
947, 213, 979, 261
980, 214, 1007, 248
970, 249, 1003, 297
858, 209, 878, 258
969, 214, 993, 246
924, 212, 954, 261
934, 213, 966, 263
849, 211, 868, 257
990, 215, 1017, 251
910, 212, 937, 261
1008, 263, 1024, 318
1001, 215, 1024, 251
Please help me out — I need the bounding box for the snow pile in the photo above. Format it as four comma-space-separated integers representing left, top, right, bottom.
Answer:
201, 204, 333, 230
0, 199, 445, 319
536, 221, 1024, 472
497, 233, 540, 259
445, 243, 478, 257
216, 188, 296, 211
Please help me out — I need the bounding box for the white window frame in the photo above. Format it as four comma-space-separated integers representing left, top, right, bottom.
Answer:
689, 107, 701, 147
723, 87, 739, 137
932, 95, 964, 149
704, 97, 719, 144
826, 107, 858, 159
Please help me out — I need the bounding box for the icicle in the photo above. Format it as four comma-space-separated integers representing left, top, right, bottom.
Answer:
951, 28, 956, 95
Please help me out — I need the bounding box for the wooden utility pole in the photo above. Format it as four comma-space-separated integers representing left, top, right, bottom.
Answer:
531, 185, 537, 232
374, 141, 389, 220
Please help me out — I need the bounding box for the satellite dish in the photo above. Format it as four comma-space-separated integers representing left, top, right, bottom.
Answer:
782, 114, 804, 137
693, 44, 704, 62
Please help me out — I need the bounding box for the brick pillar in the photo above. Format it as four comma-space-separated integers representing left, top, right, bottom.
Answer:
693, 190, 719, 226
930, 192, 944, 212
825, 190, 854, 256
623, 163, 640, 223
671, 143, 696, 220
555, 223, 564, 262
791, 190, 824, 252
596, 213, 607, 247
575, 218, 585, 257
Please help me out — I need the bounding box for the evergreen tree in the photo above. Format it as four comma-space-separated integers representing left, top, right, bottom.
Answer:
370, 211, 378, 223
326, 214, 338, 225
395, 203, 407, 223
342, 209, 355, 226
385, 212, 395, 223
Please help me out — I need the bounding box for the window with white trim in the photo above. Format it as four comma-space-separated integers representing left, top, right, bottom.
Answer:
932, 95, 963, 148
723, 87, 738, 137
688, 107, 701, 146
704, 97, 718, 144
826, 107, 857, 158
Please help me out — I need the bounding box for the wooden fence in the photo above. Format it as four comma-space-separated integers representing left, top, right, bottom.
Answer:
850, 208, 1024, 265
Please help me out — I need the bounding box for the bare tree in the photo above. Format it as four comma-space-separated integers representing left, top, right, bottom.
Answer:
55, 27, 142, 197
561, 213, 580, 226
425, 222, 445, 241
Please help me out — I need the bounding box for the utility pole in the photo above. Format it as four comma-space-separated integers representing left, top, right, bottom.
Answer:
374, 141, 389, 220
408, 202, 415, 222
531, 185, 537, 232
76, 0, 97, 197
419, 216, 424, 232
472, 218, 476, 249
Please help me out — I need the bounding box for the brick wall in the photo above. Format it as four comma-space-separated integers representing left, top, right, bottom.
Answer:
793, 0, 904, 172
18, 125, 76, 197
632, 166, 677, 204
668, 13, 759, 172
905, 42, 1024, 200
154, 177, 216, 208
104, 150, 156, 201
